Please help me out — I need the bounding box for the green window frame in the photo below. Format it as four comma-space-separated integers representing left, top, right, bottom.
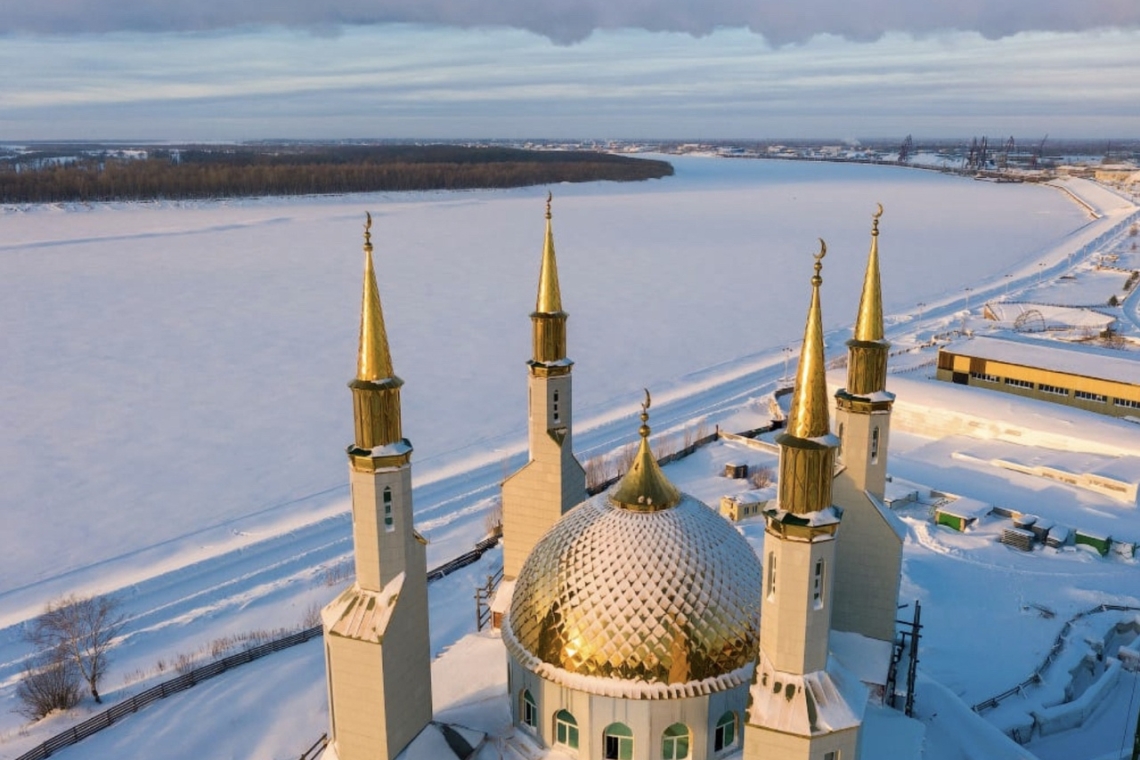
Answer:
713, 711, 736, 751
662, 723, 690, 759
603, 723, 633, 760
555, 709, 579, 749
520, 690, 537, 728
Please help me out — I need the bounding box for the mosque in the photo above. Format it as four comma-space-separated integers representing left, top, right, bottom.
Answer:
319, 197, 907, 760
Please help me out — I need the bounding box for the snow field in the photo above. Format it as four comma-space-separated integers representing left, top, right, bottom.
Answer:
2, 157, 1138, 759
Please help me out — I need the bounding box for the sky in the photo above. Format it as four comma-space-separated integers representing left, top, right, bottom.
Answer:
0, 1, 1138, 141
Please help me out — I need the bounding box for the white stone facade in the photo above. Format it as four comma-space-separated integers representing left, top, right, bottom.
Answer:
507, 657, 748, 760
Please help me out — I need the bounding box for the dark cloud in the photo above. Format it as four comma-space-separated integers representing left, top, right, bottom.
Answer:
2, 0, 1138, 44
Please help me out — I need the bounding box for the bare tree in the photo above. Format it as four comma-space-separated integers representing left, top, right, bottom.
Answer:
15, 653, 82, 719
26, 594, 124, 704
749, 466, 775, 490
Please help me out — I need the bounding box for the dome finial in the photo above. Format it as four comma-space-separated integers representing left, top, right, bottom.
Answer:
639, 388, 651, 438
545, 191, 552, 220
364, 211, 372, 250
812, 237, 826, 285
610, 389, 681, 512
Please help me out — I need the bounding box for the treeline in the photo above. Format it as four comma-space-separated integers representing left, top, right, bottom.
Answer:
0, 145, 673, 203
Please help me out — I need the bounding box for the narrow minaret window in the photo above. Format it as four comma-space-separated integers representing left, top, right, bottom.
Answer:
813, 559, 825, 609
383, 486, 394, 531
837, 422, 844, 457
552, 389, 560, 423
767, 551, 777, 599
871, 426, 880, 464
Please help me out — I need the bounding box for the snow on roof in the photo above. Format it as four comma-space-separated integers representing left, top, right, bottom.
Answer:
747, 649, 867, 736
983, 302, 1115, 330
489, 578, 514, 616
321, 572, 404, 643
1089, 455, 1140, 483
830, 630, 893, 688
863, 491, 907, 541
869, 373, 1140, 459
363, 440, 414, 458
934, 491, 992, 519
941, 335, 1140, 386
732, 486, 775, 505
764, 504, 843, 528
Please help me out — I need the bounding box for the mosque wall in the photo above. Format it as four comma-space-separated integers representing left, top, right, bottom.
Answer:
741, 724, 859, 760
508, 658, 748, 760
830, 483, 903, 644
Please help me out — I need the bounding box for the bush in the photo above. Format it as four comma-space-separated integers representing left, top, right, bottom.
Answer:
749, 466, 774, 489
15, 654, 82, 720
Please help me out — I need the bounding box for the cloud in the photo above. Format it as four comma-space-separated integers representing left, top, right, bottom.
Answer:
2, 0, 1138, 44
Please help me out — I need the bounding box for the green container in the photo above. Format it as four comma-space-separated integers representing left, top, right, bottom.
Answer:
935, 510, 967, 532
1074, 531, 1112, 556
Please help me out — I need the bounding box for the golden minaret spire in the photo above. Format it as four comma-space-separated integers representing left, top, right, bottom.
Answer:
357, 212, 395, 382
535, 192, 563, 314
853, 203, 885, 342
845, 203, 890, 396
530, 192, 569, 367
787, 240, 832, 440
610, 390, 682, 512
776, 240, 837, 515
348, 212, 407, 463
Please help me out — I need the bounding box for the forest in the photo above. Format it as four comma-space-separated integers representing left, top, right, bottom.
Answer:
0, 144, 674, 203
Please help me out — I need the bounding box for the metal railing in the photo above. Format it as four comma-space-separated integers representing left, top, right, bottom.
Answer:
972, 603, 1140, 714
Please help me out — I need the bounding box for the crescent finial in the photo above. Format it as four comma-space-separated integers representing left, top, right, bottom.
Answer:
364, 211, 372, 248
874, 202, 884, 219
642, 388, 652, 414
815, 238, 827, 261
545, 191, 552, 219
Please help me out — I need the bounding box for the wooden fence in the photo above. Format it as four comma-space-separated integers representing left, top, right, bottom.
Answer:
14, 534, 503, 760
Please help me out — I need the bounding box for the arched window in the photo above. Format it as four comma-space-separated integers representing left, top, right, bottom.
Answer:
520, 690, 537, 729
662, 723, 690, 760
552, 389, 561, 423
603, 722, 633, 760
713, 712, 737, 752
766, 551, 777, 599
870, 426, 880, 464
554, 710, 579, 750
383, 487, 394, 532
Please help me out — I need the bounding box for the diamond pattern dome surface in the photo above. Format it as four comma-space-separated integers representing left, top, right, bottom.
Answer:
506, 491, 763, 688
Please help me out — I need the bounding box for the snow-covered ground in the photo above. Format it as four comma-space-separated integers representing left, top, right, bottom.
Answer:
2, 156, 1138, 759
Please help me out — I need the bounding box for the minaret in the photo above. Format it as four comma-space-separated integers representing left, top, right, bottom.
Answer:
321, 214, 433, 760
831, 204, 904, 644
501, 194, 587, 580
744, 241, 864, 760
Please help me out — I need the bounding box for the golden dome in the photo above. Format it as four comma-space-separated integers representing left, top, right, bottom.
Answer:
504, 490, 763, 694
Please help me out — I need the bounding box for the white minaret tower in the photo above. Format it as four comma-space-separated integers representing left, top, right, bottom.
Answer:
501, 193, 587, 580
321, 214, 433, 760
831, 205, 904, 644
744, 242, 865, 760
